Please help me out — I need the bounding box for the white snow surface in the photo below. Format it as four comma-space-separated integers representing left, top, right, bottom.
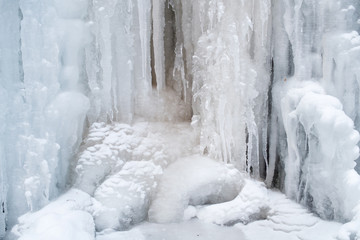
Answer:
9, 189, 95, 240
7, 121, 348, 240
148, 155, 244, 223
195, 179, 270, 226
93, 161, 162, 231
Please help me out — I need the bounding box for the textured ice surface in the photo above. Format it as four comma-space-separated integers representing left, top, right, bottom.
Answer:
9, 189, 95, 240
196, 179, 269, 226
96, 220, 246, 240
2, 0, 360, 239
271, 80, 360, 224
148, 156, 243, 223
93, 161, 162, 231
5, 121, 349, 240
73, 121, 198, 195
237, 190, 342, 240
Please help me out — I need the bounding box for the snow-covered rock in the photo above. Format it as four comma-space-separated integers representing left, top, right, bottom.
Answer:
148, 155, 243, 223
93, 161, 162, 231
9, 189, 95, 240
196, 179, 270, 226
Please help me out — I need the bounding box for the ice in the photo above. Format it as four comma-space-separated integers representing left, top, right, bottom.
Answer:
148, 155, 243, 223
96, 220, 246, 240
8, 189, 95, 240
187, 0, 271, 175
196, 179, 270, 226
151, 0, 166, 91
273, 80, 360, 221
2, 0, 360, 239
237, 190, 343, 240
73, 121, 198, 195
93, 161, 162, 231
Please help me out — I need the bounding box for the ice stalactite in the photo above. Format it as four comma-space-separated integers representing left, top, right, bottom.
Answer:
151, 0, 166, 91
0, 0, 91, 231
0, 0, 22, 236
165, 0, 272, 178
2, 0, 360, 238
268, 1, 360, 236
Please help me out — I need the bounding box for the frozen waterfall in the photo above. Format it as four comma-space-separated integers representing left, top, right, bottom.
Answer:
1, 0, 360, 239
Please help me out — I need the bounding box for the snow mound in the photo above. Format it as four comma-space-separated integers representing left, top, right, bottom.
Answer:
74, 121, 197, 194
196, 179, 270, 225
93, 161, 163, 231
148, 155, 243, 223
74, 123, 141, 194
9, 189, 95, 240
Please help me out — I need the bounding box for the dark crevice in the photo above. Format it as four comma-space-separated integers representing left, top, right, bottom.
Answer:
164, 0, 177, 89
18, 7, 24, 85
150, 8, 157, 89
287, 40, 295, 77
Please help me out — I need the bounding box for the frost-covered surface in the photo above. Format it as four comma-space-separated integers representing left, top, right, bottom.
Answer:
237, 190, 343, 240
93, 161, 162, 231
180, 0, 271, 176
195, 179, 269, 226
96, 220, 246, 240
2, 0, 360, 239
148, 156, 243, 223
10, 174, 343, 240
272, 80, 360, 221
8, 189, 95, 240
73, 121, 198, 194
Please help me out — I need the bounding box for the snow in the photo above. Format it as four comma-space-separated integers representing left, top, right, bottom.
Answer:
8, 177, 344, 240
148, 156, 243, 223
196, 179, 269, 226
8, 189, 95, 240
96, 220, 245, 240
237, 190, 343, 240
93, 161, 162, 231
270, 80, 360, 225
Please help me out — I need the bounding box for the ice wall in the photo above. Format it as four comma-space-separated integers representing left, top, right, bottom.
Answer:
0, 0, 21, 236
0, 0, 182, 235
172, 0, 272, 177
1, 0, 360, 238
0, 0, 92, 235
267, 0, 360, 229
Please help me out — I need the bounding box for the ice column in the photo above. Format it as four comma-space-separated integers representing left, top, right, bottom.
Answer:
0, 0, 22, 236
152, 0, 166, 91
85, 0, 152, 123
0, 0, 91, 230
183, 0, 271, 177
269, 0, 360, 227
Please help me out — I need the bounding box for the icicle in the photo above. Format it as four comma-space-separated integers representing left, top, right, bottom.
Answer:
152, 0, 166, 91
137, 0, 152, 92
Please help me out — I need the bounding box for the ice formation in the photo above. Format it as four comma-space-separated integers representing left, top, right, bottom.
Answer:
1, 0, 360, 239
148, 156, 243, 223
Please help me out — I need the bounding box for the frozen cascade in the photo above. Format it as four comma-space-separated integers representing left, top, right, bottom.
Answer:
1, 0, 360, 239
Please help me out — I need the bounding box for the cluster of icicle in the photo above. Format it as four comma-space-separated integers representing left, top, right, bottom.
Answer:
1, 0, 360, 238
